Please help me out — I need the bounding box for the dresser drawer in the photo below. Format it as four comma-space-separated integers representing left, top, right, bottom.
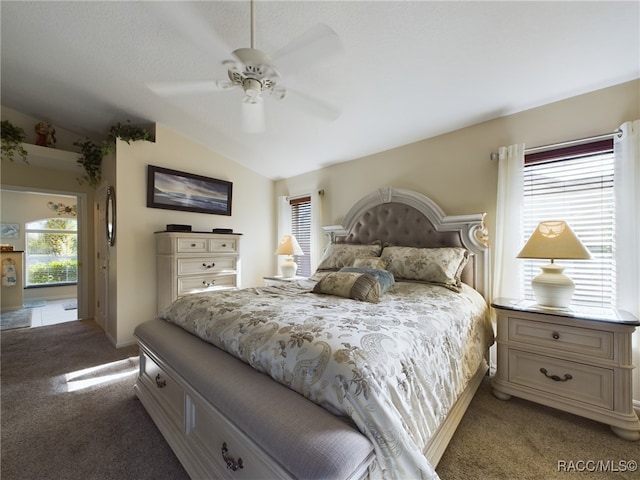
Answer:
140, 350, 184, 424
507, 349, 613, 409
208, 238, 238, 253
508, 316, 613, 359
185, 394, 286, 479
177, 238, 208, 253
177, 257, 237, 276
178, 274, 237, 296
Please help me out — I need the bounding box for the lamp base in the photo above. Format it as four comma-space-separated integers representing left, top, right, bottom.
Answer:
531, 263, 575, 308
280, 256, 298, 279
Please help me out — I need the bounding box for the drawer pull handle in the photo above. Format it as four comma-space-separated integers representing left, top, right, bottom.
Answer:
155, 373, 167, 388
552, 332, 560, 340
202, 280, 216, 287
540, 368, 572, 382
190, 243, 196, 247
202, 262, 216, 269
221, 442, 243, 471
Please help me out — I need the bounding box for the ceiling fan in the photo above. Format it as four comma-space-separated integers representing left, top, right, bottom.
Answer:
148, 0, 342, 133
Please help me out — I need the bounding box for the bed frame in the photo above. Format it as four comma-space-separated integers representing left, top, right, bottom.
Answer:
134, 187, 490, 478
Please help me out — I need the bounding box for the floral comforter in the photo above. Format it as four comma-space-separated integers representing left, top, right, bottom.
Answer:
158, 279, 492, 480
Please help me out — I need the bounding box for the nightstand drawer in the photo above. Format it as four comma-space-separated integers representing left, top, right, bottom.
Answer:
178, 274, 237, 295
509, 317, 613, 359
508, 349, 613, 409
178, 257, 237, 275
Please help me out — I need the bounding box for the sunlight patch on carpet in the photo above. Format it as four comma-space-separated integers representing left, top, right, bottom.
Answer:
65, 357, 138, 392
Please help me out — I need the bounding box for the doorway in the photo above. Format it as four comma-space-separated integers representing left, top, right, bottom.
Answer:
0, 187, 88, 327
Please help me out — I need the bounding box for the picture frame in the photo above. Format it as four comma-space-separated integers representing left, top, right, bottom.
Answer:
0, 223, 19, 239
147, 165, 232, 216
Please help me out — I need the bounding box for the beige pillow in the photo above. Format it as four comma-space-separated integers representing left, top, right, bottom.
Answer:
352, 256, 388, 270
312, 271, 382, 303
380, 246, 469, 291
316, 242, 383, 271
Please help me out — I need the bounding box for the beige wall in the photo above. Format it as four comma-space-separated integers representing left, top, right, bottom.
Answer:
276, 80, 639, 249
109, 124, 274, 346
275, 79, 640, 403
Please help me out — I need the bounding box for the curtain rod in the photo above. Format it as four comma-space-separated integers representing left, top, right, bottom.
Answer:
490, 129, 622, 160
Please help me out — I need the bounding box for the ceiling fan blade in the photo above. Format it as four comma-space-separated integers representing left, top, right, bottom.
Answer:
147, 80, 232, 96
241, 96, 266, 133
284, 88, 342, 122
271, 23, 343, 75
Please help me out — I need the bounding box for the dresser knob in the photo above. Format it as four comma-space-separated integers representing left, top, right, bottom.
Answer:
191, 243, 196, 247
552, 332, 560, 340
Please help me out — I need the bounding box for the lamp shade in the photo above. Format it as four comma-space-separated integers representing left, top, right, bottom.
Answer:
517, 221, 591, 260
275, 235, 304, 256
518, 221, 591, 308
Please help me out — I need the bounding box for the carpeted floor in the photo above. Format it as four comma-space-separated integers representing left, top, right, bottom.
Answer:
1, 319, 638, 479
1, 319, 189, 480
0, 308, 32, 330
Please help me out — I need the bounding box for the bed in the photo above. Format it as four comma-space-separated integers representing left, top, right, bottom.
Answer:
134, 187, 492, 480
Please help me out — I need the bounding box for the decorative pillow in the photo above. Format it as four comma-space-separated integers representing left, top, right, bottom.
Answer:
316, 241, 383, 271
339, 267, 395, 294
380, 246, 469, 292
312, 271, 382, 303
352, 256, 388, 270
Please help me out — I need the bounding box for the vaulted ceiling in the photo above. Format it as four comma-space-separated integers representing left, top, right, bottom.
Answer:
2, 1, 638, 180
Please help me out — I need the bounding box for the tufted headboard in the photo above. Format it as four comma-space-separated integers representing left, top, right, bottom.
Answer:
323, 187, 490, 300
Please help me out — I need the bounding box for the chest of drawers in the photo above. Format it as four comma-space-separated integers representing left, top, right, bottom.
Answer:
491, 298, 640, 441
156, 232, 241, 312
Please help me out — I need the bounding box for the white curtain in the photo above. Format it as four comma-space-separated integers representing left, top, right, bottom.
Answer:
310, 190, 323, 272
276, 196, 291, 273
492, 143, 526, 301
614, 120, 640, 318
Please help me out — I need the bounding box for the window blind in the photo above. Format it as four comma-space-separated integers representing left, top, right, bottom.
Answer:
290, 196, 312, 277
523, 142, 615, 308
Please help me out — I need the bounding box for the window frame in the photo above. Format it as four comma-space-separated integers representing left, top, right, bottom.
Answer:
289, 195, 312, 277
25, 218, 79, 287
522, 139, 615, 308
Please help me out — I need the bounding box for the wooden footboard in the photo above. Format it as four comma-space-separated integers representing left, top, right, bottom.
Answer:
424, 360, 489, 466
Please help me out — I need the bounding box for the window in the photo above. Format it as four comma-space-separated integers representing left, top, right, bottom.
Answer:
290, 196, 311, 277
523, 140, 614, 308
25, 218, 78, 286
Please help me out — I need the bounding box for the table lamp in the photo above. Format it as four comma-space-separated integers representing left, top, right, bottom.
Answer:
517, 221, 591, 308
275, 235, 304, 278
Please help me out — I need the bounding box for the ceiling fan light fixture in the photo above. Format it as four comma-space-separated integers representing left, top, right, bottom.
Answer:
243, 78, 263, 98
242, 95, 265, 133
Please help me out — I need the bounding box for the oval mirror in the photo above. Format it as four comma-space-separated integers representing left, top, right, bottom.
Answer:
106, 186, 116, 246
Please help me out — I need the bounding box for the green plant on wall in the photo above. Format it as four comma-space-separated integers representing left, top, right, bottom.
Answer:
75, 120, 152, 187
73, 138, 109, 187
1, 120, 28, 163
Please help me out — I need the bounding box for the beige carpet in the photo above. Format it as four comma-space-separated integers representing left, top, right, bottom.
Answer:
1, 319, 638, 479
436, 375, 639, 479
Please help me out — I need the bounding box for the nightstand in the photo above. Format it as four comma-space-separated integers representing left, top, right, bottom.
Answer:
263, 275, 307, 287
491, 297, 640, 441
